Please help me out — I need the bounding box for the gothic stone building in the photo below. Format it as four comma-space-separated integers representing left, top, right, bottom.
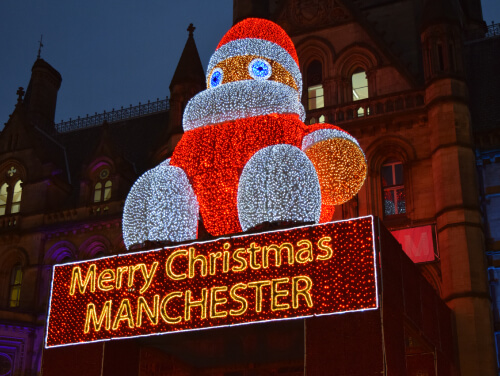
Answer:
1, 0, 499, 375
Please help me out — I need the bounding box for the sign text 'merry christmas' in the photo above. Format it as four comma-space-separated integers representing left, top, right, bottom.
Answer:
46, 216, 378, 348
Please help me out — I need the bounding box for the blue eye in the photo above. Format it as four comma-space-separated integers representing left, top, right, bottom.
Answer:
209, 68, 223, 88
249, 59, 272, 80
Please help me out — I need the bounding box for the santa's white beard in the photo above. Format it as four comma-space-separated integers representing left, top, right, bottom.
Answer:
182, 80, 306, 132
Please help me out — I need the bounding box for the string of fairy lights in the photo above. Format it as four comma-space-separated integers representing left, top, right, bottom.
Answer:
122, 18, 368, 249
182, 80, 305, 131
123, 160, 199, 249
208, 38, 303, 93
237, 144, 322, 231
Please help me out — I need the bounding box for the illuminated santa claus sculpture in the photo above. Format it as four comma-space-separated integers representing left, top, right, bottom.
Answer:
123, 18, 367, 249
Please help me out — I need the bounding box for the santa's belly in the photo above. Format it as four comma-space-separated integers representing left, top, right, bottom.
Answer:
170, 113, 306, 236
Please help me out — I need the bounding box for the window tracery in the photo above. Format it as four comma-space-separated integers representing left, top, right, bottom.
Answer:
9, 264, 22, 308
306, 60, 324, 110
381, 159, 406, 216
91, 166, 112, 203
352, 68, 368, 101
0, 163, 25, 216
0, 183, 7, 216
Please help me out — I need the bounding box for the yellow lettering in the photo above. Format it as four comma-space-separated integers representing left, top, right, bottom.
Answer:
84, 300, 111, 333
185, 289, 208, 321
271, 277, 290, 311
128, 265, 142, 288
247, 242, 261, 269
292, 276, 313, 309
70, 264, 96, 295
139, 262, 158, 294
188, 247, 207, 278
223, 251, 230, 273
115, 266, 128, 289
262, 242, 294, 268
209, 252, 223, 275
165, 249, 188, 281
232, 249, 247, 272
112, 299, 134, 330
97, 269, 115, 292
295, 240, 313, 263
160, 292, 183, 324
229, 283, 248, 316
247, 280, 270, 313
136, 295, 159, 327
210, 286, 228, 319
316, 236, 334, 261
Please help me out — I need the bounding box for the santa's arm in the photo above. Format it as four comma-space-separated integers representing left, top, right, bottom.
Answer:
302, 124, 367, 222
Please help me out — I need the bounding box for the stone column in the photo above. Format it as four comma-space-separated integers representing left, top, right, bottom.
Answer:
427, 77, 497, 376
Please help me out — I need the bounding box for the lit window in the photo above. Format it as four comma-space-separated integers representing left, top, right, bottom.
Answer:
381, 160, 406, 216
10, 180, 22, 214
307, 60, 324, 110
104, 181, 112, 201
9, 264, 22, 308
308, 85, 324, 110
94, 182, 102, 203
352, 69, 368, 101
0, 183, 7, 216
318, 115, 326, 123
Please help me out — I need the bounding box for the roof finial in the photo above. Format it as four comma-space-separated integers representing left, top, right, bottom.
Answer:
187, 23, 195, 37
16, 87, 25, 104
37, 34, 43, 59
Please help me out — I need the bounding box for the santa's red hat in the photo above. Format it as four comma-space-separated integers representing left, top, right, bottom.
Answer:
207, 18, 302, 94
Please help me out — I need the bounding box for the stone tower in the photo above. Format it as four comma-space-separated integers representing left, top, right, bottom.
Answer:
421, 0, 496, 373
23, 58, 62, 132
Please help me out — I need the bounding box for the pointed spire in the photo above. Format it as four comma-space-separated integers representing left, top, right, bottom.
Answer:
37, 35, 43, 59
16, 87, 25, 105
169, 24, 205, 90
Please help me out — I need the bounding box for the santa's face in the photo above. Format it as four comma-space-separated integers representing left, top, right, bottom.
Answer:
182, 32, 305, 132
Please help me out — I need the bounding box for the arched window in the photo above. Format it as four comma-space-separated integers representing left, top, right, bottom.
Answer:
93, 180, 112, 203
0, 183, 7, 216
381, 159, 406, 216
0, 353, 12, 375
94, 182, 102, 203
10, 180, 22, 214
307, 60, 324, 110
91, 166, 113, 204
9, 264, 22, 308
352, 68, 368, 101
104, 180, 112, 201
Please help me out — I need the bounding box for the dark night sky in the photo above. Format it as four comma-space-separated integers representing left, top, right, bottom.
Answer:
0, 0, 499, 130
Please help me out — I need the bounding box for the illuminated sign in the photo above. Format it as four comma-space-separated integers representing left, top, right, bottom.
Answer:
391, 225, 435, 263
45, 216, 378, 348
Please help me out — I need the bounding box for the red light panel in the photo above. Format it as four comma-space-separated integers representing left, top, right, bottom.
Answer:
46, 216, 378, 348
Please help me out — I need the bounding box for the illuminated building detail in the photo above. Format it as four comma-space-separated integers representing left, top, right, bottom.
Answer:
122, 160, 199, 249
46, 217, 378, 347
122, 17, 367, 244
237, 144, 321, 231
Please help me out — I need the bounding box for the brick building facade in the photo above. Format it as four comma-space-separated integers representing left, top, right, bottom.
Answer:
0, 0, 499, 375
